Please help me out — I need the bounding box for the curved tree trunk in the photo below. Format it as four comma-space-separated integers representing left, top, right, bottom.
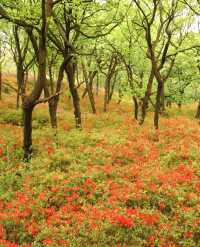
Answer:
23, 0, 52, 160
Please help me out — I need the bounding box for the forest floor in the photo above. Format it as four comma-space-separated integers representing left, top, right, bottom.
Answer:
0, 75, 200, 247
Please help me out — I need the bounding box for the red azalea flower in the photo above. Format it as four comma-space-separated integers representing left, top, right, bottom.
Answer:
115, 215, 134, 228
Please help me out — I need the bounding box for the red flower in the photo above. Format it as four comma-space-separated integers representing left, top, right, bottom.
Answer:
43, 239, 53, 245
0, 224, 4, 238
115, 215, 134, 228
184, 231, 193, 238
47, 147, 54, 155
0, 147, 3, 157
139, 213, 160, 225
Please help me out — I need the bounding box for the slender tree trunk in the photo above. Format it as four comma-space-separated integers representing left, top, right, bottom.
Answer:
154, 81, 163, 129
46, 60, 66, 128
160, 82, 165, 112
82, 62, 97, 114
23, 70, 28, 95
133, 96, 138, 120
16, 65, 25, 108
140, 68, 154, 125
117, 88, 122, 104
103, 79, 109, 112
65, 62, 81, 128
195, 101, 200, 119
23, 104, 33, 160
96, 73, 99, 96
48, 62, 54, 94
103, 55, 117, 112
44, 85, 57, 128
109, 73, 117, 102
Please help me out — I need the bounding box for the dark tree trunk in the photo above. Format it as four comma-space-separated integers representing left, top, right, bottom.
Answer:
140, 68, 154, 125
82, 62, 97, 114
86, 75, 96, 114
96, 73, 99, 96
23, 103, 33, 160
109, 73, 117, 102
133, 96, 138, 120
154, 81, 163, 129
65, 62, 81, 128
22, 0, 52, 160
16, 64, 25, 108
103, 79, 109, 112
46, 60, 66, 128
117, 88, 123, 104
160, 82, 165, 112
44, 85, 57, 128
48, 61, 54, 94
103, 55, 117, 112
195, 101, 200, 119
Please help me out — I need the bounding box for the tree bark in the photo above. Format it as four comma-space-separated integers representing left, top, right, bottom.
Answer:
103, 55, 117, 112
140, 68, 154, 125
65, 61, 81, 128
160, 82, 165, 112
154, 81, 163, 129
23, 102, 33, 160
23, 0, 52, 160
82, 62, 97, 114
16, 64, 25, 108
195, 101, 200, 119
96, 73, 99, 96
133, 96, 138, 120
46, 60, 66, 128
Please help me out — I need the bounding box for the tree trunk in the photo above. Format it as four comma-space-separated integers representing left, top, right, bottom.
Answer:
22, 0, 52, 160
96, 73, 99, 96
23, 103, 33, 160
195, 101, 200, 119
140, 68, 154, 125
109, 73, 117, 102
65, 62, 81, 128
82, 62, 97, 114
154, 81, 163, 129
103, 79, 109, 112
133, 96, 138, 120
48, 61, 54, 94
44, 85, 57, 128
46, 60, 66, 128
16, 64, 25, 108
103, 55, 117, 112
160, 82, 165, 112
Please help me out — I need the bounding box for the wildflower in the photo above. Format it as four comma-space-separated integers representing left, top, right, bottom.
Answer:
184, 231, 193, 238
43, 239, 53, 245
115, 215, 134, 228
